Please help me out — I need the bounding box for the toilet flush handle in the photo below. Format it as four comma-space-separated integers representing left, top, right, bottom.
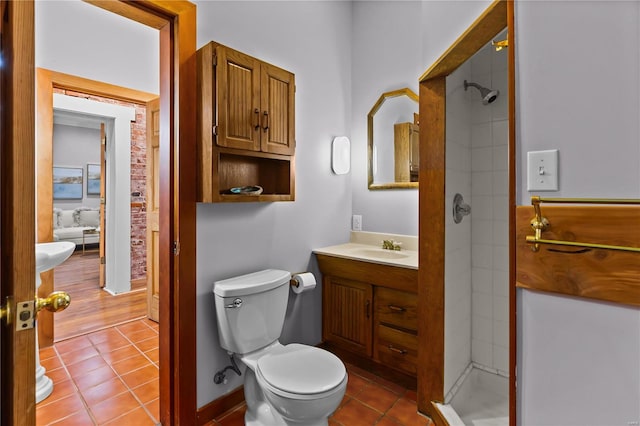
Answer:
225, 298, 243, 309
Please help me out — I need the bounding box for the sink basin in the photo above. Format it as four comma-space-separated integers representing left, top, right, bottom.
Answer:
35, 242, 75, 286
349, 248, 410, 260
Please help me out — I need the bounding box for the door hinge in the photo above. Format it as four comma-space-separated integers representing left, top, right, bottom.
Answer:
173, 241, 180, 256
212, 125, 218, 136
100, 197, 105, 205
100, 257, 106, 265
15, 300, 35, 331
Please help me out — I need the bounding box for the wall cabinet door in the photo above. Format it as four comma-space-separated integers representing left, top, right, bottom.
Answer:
216, 46, 294, 155
216, 47, 262, 151
322, 277, 373, 356
260, 63, 295, 155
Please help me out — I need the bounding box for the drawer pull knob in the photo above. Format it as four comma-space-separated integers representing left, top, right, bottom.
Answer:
388, 305, 406, 312
388, 345, 407, 355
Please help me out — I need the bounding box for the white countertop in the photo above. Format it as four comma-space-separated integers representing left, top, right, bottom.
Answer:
313, 231, 418, 270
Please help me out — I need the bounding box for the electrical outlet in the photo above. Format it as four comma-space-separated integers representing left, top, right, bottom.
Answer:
352, 215, 362, 231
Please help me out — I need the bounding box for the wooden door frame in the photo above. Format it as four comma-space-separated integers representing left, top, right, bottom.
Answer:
36, 68, 157, 347
416, 0, 516, 424
2, 1, 197, 424
0, 1, 37, 424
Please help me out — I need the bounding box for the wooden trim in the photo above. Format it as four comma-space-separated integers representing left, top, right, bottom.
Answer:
195, 386, 245, 425
0, 1, 37, 424
507, 2, 517, 424
417, 0, 512, 421
417, 77, 446, 413
36, 68, 159, 348
515, 205, 640, 307
81, 2, 197, 424
419, 0, 508, 82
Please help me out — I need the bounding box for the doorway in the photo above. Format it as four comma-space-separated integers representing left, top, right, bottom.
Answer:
50, 93, 151, 341
1, 1, 196, 424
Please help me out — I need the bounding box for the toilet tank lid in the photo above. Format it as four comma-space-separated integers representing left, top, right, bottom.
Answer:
213, 269, 291, 298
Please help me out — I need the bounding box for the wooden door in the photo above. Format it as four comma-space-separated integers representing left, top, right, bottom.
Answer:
216, 45, 262, 151
0, 1, 37, 424
146, 98, 160, 322
322, 277, 373, 356
260, 63, 295, 155
99, 123, 106, 287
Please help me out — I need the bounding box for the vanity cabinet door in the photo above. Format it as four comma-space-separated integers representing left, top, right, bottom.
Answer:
322, 276, 372, 356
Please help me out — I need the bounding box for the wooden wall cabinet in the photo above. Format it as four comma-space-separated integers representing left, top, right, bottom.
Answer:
197, 41, 295, 202
317, 255, 419, 377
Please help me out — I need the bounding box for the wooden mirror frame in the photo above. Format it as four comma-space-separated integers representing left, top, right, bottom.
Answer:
416, 0, 516, 424
367, 87, 419, 190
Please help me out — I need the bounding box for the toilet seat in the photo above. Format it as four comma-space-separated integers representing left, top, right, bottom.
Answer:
256, 344, 347, 400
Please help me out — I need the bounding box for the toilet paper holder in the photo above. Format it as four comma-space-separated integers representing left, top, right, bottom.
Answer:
290, 272, 305, 288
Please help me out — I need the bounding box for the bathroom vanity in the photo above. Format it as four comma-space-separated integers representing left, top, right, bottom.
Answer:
314, 232, 418, 379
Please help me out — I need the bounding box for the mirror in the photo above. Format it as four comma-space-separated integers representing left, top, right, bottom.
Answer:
367, 88, 419, 189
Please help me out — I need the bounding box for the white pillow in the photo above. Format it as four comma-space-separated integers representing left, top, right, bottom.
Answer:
59, 210, 76, 228
77, 209, 99, 228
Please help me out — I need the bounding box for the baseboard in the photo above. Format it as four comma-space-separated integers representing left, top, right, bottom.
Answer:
196, 386, 244, 425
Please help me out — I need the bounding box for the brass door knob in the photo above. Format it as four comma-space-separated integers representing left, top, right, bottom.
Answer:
36, 291, 71, 314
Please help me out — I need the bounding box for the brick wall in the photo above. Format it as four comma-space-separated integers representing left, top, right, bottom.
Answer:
54, 88, 148, 281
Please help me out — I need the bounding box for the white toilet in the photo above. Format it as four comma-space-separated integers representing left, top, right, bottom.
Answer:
213, 269, 347, 426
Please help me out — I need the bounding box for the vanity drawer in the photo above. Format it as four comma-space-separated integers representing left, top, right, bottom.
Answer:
374, 287, 417, 331
375, 324, 417, 375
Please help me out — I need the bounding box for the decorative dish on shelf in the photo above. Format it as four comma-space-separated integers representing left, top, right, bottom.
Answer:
229, 185, 263, 195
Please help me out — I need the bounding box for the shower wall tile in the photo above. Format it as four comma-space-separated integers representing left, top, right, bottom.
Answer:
493, 146, 508, 171
471, 172, 493, 195
472, 267, 493, 295
493, 320, 509, 348
471, 123, 492, 147
472, 339, 493, 367
493, 220, 509, 247
493, 296, 509, 320
492, 120, 509, 146
493, 344, 509, 373
491, 70, 509, 121
471, 219, 492, 244
472, 147, 494, 171
473, 316, 493, 343
472, 292, 493, 319
493, 246, 509, 271
471, 196, 493, 220
471, 244, 493, 269
471, 45, 492, 76
492, 171, 509, 195
493, 270, 509, 298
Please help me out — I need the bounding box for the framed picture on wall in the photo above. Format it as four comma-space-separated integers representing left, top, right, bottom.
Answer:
87, 163, 101, 196
53, 167, 83, 200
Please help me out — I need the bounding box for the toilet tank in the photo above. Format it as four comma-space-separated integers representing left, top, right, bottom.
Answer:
213, 269, 291, 354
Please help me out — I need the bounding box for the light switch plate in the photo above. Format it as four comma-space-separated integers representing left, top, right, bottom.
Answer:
527, 149, 558, 191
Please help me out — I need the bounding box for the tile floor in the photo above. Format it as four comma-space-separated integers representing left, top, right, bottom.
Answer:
39, 320, 433, 426
36, 319, 159, 425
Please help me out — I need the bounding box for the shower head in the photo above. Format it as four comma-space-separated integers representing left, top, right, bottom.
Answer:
464, 80, 499, 105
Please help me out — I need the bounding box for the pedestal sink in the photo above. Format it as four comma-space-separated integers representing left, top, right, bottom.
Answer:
35, 241, 74, 403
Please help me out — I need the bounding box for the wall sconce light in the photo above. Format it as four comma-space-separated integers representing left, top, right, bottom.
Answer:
332, 136, 350, 175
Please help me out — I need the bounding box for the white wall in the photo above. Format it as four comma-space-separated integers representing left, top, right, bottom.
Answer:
35, 0, 158, 94
351, 1, 422, 236
515, 1, 640, 424
193, 1, 353, 407
53, 124, 101, 210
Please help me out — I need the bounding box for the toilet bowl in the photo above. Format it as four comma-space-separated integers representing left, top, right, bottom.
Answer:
213, 270, 348, 426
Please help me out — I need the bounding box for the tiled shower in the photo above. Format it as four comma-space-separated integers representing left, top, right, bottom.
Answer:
443, 30, 509, 424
